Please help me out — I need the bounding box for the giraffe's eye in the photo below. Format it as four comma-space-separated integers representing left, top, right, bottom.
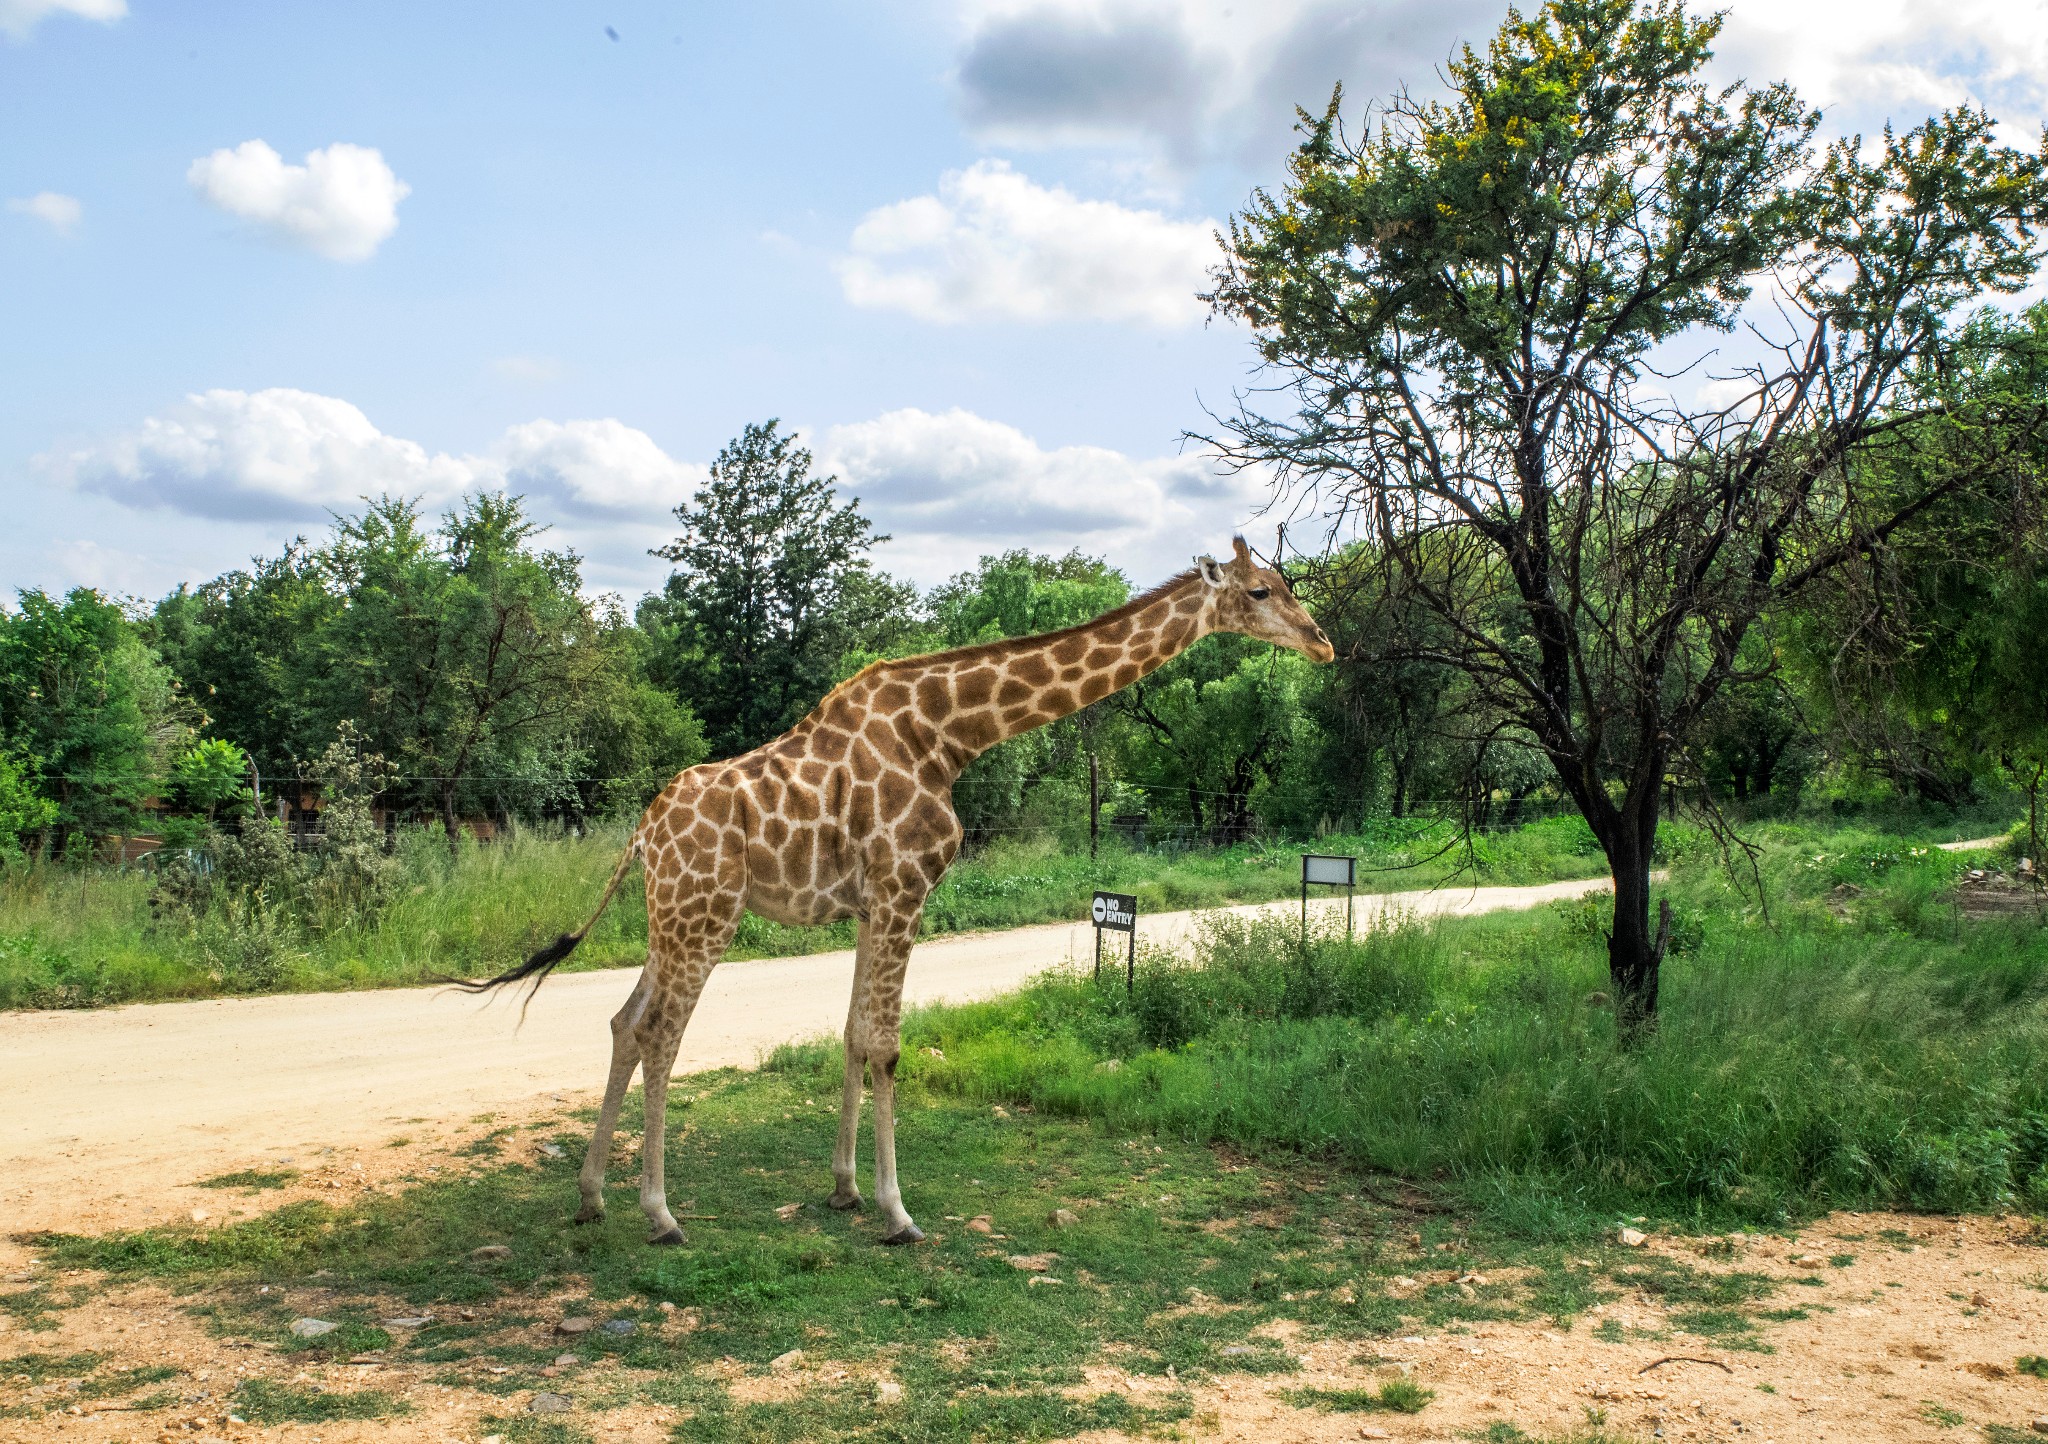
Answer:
1249, 586, 1270, 600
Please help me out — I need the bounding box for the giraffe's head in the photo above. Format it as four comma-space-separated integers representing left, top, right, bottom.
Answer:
1201, 537, 1335, 663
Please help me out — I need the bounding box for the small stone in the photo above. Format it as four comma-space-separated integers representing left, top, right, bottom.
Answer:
776, 1202, 803, 1220
922, 1046, 944, 1060
1095, 1058, 1122, 1072
1360, 1429, 1392, 1441
876, 1378, 905, 1403
1789, 1253, 1825, 1268
1618, 1226, 1648, 1248
2030, 1418, 2048, 1435
1048, 1208, 1080, 1229
1970, 1291, 1990, 1308
599, 1319, 636, 1336
482, 1436, 503, 1444
991, 1105, 1010, 1118
1026, 1275, 1063, 1286
471, 1244, 511, 1260
771, 1348, 805, 1372
1006, 1252, 1058, 1272
659, 1301, 676, 1313
538, 1142, 565, 1159
967, 1216, 994, 1234
288, 1318, 338, 1339
190, 1208, 207, 1222
554, 1353, 580, 1366
1223, 1345, 1255, 1357
527, 1391, 572, 1414
382, 1316, 432, 1329
1456, 1272, 1486, 1286
556, 1317, 596, 1335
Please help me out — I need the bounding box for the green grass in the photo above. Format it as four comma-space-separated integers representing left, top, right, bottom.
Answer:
0, 812, 1608, 1009
194, 1168, 298, 1191
881, 821, 2048, 1228
17, 1052, 1735, 1444
1280, 1378, 1434, 1412
230, 1377, 411, 1423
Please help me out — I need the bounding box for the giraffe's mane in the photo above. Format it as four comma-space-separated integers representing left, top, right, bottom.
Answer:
816, 566, 1203, 704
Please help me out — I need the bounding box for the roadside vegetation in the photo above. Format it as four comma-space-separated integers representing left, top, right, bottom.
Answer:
0, 811, 1611, 1010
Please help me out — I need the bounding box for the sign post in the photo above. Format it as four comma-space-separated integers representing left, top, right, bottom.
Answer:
1300, 853, 1359, 938
1091, 890, 1138, 994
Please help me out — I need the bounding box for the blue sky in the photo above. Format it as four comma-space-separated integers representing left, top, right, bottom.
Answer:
6, 0, 2045, 600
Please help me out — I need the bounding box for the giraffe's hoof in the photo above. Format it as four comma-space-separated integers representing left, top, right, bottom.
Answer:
648, 1226, 688, 1247
880, 1224, 926, 1247
826, 1189, 864, 1212
572, 1203, 605, 1226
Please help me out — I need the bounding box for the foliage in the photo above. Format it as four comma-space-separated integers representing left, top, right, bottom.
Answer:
170, 737, 252, 821
645, 419, 912, 757
0, 587, 194, 851
0, 749, 56, 859
1208, 0, 2048, 1023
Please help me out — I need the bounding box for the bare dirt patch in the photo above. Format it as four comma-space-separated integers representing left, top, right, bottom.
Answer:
10, 1207, 2047, 1443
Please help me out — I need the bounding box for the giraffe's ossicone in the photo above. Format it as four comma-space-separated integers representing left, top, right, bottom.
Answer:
461, 537, 1333, 1246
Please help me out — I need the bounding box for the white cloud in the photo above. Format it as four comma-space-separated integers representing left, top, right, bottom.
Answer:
7, 190, 81, 234
496, 418, 704, 519
1714, 0, 2048, 138
35, 391, 1264, 591
953, 0, 1493, 163
953, 0, 2048, 165
837, 160, 1217, 326
37, 388, 701, 530
0, 0, 123, 42
819, 406, 1264, 583
42, 389, 484, 522
187, 140, 410, 262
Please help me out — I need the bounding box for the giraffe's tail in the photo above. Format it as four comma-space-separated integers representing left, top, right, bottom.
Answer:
444, 835, 642, 1012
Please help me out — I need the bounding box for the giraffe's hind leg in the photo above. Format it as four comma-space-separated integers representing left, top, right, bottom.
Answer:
633, 883, 742, 1246
575, 971, 650, 1225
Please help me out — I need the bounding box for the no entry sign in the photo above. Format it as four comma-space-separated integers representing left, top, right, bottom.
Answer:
1090, 890, 1138, 993
1091, 891, 1137, 931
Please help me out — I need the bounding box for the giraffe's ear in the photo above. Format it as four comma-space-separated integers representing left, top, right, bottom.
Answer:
1198, 555, 1225, 587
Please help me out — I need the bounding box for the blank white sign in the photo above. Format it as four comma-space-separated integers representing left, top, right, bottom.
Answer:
1302, 854, 1356, 886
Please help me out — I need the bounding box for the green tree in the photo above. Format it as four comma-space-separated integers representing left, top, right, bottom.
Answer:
647, 420, 908, 756
0, 749, 56, 859
171, 738, 254, 822
1115, 635, 1315, 843
316, 494, 626, 851
1209, 0, 2048, 1029
0, 588, 193, 850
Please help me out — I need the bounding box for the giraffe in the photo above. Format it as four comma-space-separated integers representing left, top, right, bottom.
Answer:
463, 537, 1333, 1246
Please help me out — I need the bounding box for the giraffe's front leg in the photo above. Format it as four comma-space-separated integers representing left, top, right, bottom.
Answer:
861, 907, 923, 1245
868, 1034, 921, 1244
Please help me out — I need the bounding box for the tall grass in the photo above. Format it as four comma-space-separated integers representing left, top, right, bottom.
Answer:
899, 837, 2048, 1229
0, 813, 1606, 1010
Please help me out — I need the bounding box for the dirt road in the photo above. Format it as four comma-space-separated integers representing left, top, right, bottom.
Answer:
0, 878, 1607, 1235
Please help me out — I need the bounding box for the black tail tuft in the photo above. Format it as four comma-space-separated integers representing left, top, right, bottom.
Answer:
442, 930, 584, 1006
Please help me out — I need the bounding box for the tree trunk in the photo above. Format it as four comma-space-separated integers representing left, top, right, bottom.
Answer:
441, 784, 461, 858
1605, 793, 1668, 1040
1088, 751, 1100, 861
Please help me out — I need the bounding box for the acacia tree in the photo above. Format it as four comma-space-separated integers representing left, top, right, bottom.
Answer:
1208, 0, 2048, 1030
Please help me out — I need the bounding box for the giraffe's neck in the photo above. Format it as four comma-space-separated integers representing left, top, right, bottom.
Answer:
932, 571, 1217, 765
